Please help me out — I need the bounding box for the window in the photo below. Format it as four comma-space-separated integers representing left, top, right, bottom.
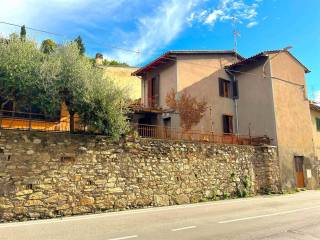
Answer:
219, 78, 231, 98
219, 78, 238, 98
316, 118, 320, 132
222, 115, 233, 134
148, 75, 160, 107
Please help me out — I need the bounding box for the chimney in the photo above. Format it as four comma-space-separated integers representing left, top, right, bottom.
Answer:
95, 53, 103, 66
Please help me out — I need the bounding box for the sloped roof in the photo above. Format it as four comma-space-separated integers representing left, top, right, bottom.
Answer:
226, 50, 310, 73
132, 50, 244, 76
310, 101, 320, 112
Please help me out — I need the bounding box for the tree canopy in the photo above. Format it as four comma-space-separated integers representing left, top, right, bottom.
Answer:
0, 36, 43, 110
41, 39, 57, 54
74, 36, 85, 55
0, 35, 129, 139
20, 25, 26, 42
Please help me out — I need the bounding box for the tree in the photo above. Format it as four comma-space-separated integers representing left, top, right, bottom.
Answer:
41, 39, 57, 54
54, 43, 91, 132
0, 36, 42, 110
74, 36, 85, 55
166, 89, 207, 131
0, 34, 129, 138
77, 74, 130, 139
20, 25, 26, 41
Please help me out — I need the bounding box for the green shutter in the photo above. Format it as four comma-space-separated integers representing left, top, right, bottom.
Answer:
316, 118, 320, 131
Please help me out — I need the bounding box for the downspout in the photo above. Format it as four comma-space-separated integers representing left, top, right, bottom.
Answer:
226, 69, 239, 135
234, 74, 239, 136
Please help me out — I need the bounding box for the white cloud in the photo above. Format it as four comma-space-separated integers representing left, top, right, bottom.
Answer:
190, 0, 262, 27
109, 0, 198, 65
247, 21, 258, 28
204, 10, 224, 25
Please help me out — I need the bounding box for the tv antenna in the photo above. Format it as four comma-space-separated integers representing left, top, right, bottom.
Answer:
232, 16, 240, 62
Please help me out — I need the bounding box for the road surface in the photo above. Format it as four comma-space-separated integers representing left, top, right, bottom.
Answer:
1, 191, 320, 240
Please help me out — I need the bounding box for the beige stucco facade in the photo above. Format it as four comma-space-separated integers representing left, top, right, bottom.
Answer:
232, 51, 318, 189
103, 66, 141, 100
310, 107, 320, 160
140, 53, 238, 132
235, 61, 277, 143
268, 52, 317, 189
177, 55, 235, 133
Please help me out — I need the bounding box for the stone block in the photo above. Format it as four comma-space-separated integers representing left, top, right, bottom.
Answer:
80, 196, 95, 206
29, 192, 47, 200
173, 194, 190, 205
25, 200, 44, 207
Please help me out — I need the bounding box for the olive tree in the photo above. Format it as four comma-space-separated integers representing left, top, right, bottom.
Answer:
78, 73, 130, 139
0, 36, 42, 111
55, 43, 91, 132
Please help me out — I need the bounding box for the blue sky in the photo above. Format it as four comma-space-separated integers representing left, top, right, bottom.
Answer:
0, 0, 319, 100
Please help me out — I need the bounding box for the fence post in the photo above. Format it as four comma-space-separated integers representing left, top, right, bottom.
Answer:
28, 112, 32, 131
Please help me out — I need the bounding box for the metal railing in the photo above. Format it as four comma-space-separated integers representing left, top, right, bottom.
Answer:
132, 124, 272, 146
0, 110, 80, 132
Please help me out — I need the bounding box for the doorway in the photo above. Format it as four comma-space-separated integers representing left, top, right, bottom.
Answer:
294, 156, 305, 188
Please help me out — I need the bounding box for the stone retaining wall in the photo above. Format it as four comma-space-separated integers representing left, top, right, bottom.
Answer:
0, 130, 281, 222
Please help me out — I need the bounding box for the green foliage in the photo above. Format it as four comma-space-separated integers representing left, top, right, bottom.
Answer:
77, 74, 130, 139
235, 175, 252, 198
74, 36, 85, 55
20, 25, 26, 42
41, 39, 57, 54
0, 35, 129, 139
103, 59, 129, 67
0, 36, 42, 108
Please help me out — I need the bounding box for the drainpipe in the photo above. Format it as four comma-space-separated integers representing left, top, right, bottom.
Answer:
233, 74, 239, 136
226, 69, 239, 136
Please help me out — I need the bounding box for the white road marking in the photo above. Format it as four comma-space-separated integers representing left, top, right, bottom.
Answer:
171, 226, 197, 232
0, 198, 254, 228
0, 191, 318, 228
108, 235, 138, 240
218, 205, 320, 224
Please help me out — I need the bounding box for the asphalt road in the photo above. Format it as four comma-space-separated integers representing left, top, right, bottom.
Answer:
1, 191, 320, 240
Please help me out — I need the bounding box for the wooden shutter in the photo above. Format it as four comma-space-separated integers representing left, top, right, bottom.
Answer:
232, 81, 239, 99
316, 118, 320, 131
222, 115, 233, 134
228, 116, 233, 133
222, 115, 228, 133
147, 78, 152, 107
219, 78, 224, 97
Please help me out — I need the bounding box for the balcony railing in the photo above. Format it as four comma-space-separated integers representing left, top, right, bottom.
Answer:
147, 96, 159, 109
132, 124, 272, 146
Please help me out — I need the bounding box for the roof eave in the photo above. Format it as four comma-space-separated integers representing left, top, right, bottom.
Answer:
132, 50, 244, 76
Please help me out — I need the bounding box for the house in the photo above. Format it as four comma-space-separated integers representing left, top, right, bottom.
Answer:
103, 66, 141, 100
132, 50, 243, 131
132, 49, 319, 190
310, 102, 320, 160
95, 54, 141, 100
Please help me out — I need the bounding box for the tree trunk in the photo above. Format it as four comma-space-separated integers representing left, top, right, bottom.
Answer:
70, 111, 75, 133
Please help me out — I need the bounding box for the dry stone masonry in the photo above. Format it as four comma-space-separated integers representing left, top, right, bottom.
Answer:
0, 130, 281, 222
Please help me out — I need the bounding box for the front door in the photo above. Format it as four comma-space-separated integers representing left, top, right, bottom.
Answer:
294, 156, 305, 188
